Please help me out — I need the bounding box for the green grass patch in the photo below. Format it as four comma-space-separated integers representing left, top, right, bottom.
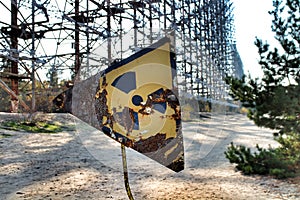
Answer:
0, 121, 75, 134
0, 133, 13, 138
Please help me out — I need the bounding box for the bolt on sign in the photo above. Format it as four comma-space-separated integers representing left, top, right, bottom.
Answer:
54, 37, 184, 172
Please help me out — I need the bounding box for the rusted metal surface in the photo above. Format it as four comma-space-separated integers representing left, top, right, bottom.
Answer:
94, 37, 184, 172
0, 79, 30, 111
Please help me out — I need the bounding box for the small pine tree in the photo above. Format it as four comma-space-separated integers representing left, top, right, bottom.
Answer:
225, 0, 300, 178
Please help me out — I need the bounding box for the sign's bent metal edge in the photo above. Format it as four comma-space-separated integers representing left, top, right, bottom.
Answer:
53, 37, 184, 172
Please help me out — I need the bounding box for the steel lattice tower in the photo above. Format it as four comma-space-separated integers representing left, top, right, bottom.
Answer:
0, 0, 243, 112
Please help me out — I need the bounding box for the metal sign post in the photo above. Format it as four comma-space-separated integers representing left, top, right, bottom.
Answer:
121, 144, 134, 200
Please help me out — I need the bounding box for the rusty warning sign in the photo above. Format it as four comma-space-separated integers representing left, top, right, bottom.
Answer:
94, 37, 184, 172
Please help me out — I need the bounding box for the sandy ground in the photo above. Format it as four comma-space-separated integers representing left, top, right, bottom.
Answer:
0, 112, 299, 200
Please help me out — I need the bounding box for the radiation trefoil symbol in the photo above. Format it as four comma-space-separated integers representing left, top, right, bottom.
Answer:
95, 37, 184, 172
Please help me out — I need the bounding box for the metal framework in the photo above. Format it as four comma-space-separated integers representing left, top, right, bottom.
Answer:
0, 0, 243, 112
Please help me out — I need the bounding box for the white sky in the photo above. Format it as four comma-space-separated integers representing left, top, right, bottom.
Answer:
232, 0, 278, 78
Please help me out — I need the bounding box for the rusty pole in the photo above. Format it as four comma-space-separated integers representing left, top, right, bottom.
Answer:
74, 0, 80, 78
31, 0, 36, 112
10, 0, 19, 112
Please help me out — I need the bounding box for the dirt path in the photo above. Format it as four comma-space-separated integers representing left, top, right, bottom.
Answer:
0, 112, 299, 200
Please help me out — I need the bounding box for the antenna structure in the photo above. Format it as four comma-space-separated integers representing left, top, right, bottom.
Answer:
0, 0, 243, 112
